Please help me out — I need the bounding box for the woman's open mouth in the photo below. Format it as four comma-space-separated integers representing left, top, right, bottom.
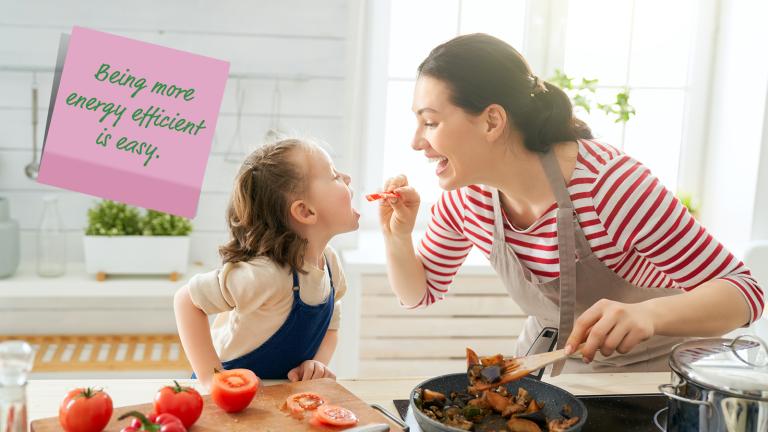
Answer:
428, 155, 449, 176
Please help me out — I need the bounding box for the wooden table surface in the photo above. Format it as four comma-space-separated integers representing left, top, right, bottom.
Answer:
26, 372, 671, 425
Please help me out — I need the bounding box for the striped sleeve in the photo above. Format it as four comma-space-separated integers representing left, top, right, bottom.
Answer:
591, 155, 764, 324
412, 189, 474, 308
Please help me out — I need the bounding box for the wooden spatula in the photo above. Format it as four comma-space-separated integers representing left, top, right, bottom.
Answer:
471, 344, 585, 392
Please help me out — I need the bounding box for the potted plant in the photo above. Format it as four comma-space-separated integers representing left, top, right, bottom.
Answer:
83, 200, 193, 281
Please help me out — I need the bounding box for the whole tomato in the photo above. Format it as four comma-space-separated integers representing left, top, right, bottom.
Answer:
210, 368, 260, 413
58, 387, 113, 432
153, 380, 203, 428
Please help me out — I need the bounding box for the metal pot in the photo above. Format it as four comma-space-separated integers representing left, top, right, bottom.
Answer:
659, 335, 768, 432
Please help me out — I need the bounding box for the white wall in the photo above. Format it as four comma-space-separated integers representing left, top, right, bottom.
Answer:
699, 0, 768, 255
0, 0, 355, 267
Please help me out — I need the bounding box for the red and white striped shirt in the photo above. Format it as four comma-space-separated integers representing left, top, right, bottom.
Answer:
415, 139, 765, 324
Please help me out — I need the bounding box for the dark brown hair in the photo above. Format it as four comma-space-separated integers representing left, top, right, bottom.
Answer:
418, 33, 592, 153
219, 138, 311, 273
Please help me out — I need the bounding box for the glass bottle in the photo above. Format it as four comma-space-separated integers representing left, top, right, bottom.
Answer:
0, 340, 35, 432
36, 195, 66, 277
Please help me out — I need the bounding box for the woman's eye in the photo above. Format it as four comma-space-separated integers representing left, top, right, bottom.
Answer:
424, 122, 437, 128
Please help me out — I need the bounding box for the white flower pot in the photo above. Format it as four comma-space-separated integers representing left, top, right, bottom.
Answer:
83, 236, 190, 275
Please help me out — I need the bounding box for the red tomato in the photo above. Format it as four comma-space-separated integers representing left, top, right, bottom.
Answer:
285, 392, 327, 415
118, 411, 185, 432
58, 387, 113, 432
210, 368, 260, 413
153, 380, 203, 428
314, 405, 359, 427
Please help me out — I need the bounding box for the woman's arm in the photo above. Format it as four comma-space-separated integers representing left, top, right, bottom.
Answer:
647, 280, 751, 336
384, 233, 429, 307
566, 155, 763, 361
379, 175, 430, 306
174, 285, 222, 390
566, 281, 751, 362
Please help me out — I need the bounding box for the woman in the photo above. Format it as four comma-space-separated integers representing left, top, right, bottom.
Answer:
378, 34, 764, 373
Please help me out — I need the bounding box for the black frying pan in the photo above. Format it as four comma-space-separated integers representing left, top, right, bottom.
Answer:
408, 373, 587, 432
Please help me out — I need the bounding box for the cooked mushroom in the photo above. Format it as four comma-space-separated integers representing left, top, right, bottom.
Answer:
515, 387, 532, 406
484, 390, 511, 413
423, 389, 447, 403
525, 398, 543, 413
506, 417, 542, 432
501, 402, 527, 417
548, 416, 580, 432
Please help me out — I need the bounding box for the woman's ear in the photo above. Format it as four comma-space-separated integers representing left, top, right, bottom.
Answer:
290, 200, 317, 225
484, 104, 508, 142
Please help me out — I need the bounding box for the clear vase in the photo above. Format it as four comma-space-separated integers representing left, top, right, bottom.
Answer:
0, 341, 35, 432
36, 195, 66, 277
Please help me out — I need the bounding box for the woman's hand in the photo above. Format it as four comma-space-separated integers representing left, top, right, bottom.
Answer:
379, 174, 420, 237
564, 299, 655, 363
287, 360, 336, 382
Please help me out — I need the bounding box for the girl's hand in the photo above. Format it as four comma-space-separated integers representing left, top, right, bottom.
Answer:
564, 299, 655, 363
287, 360, 336, 382
378, 174, 420, 237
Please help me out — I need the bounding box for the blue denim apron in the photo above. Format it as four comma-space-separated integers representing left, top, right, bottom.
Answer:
193, 258, 335, 379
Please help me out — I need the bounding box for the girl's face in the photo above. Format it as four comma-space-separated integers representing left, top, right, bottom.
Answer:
411, 75, 491, 190
305, 146, 360, 235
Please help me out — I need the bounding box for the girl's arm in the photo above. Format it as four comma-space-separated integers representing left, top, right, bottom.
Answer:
174, 285, 222, 390
312, 329, 338, 366
286, 329, 338, 381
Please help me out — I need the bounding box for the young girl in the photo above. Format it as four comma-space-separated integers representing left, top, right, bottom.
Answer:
174, 137, 359, 388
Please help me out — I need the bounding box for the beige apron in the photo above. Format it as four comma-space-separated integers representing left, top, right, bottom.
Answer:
489, 150, 688, 375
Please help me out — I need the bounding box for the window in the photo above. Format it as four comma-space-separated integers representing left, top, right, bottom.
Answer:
563, 0, 698, 191
364, 0, 708, 228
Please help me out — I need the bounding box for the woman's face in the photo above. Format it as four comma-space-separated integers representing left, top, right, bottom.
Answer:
411, 75, 489, 190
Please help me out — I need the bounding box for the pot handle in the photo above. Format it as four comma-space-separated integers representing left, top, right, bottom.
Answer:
726, 334, 768, 368
371, 403, 410, 432
659, 383, 713, 417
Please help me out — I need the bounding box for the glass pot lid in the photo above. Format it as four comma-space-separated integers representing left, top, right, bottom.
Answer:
670, 335, 768, 400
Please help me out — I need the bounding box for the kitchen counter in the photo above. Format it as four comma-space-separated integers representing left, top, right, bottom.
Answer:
26, 373, 671, 424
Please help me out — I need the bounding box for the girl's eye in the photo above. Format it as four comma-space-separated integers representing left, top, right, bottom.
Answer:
424, 122, 437, 128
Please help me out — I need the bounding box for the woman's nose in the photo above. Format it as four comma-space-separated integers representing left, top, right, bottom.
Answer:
411, 133, 426, 151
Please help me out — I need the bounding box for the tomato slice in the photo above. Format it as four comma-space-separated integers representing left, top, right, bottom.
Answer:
314, 405, 359, 427
211, 369, 260, 413
286, 392, 327, 414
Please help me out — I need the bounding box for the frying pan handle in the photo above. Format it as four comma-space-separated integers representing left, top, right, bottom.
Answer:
525, 327, 559, 380
370, 403, 409, 432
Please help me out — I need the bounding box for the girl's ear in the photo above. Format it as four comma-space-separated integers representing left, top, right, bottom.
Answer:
483, 103, 508, 142
290, 200, 317, 225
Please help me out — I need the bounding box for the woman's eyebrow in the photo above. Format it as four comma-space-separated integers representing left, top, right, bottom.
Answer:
415, 107, 438, 115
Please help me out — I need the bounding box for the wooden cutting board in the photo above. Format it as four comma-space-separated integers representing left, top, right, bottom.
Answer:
31, 378, 406, 431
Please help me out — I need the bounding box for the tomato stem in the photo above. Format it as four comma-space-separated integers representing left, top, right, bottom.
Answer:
118, 411, 160, 432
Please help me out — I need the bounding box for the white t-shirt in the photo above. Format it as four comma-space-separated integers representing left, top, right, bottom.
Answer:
187, 245, 346, 362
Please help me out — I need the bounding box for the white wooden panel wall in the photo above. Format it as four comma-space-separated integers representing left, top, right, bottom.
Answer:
0, 0, 352, 267
358, 274, 527, 378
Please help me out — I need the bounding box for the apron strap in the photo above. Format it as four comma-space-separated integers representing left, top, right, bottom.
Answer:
538, 150, 577, 376
292, 269, 300, 292
490, 188, 508, 244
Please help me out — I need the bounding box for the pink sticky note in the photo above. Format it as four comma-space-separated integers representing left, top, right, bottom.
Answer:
38, 26, 229, 218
